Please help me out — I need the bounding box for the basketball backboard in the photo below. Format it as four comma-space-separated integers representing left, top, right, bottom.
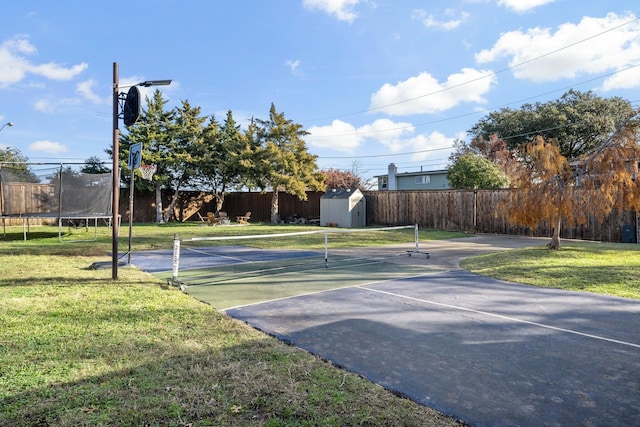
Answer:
128, 142, 142, 170
123, 86, 140, 126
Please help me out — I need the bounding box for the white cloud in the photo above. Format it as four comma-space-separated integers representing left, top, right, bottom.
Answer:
0, 36, 88, 88
29, 61, 87, 81
29, 140, 68, 154
357, 119, 415, 152
76, 79, 105, 104
404, 130, 462, 163
497, 0, 556, 13
0, 36, 87, 88
76, 80, 105, 104
413, 9, 469, 31
475, 12, 640, 90
285, 59, 303, 76
308, 118, 416, 152
34, 98, 53, 113
307, 120, 363, 152
306, 118, 459, 166
303, 0, 361, 23
369, 68, 496, 116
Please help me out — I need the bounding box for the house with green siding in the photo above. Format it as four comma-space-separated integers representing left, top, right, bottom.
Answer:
376, 163, 450, 191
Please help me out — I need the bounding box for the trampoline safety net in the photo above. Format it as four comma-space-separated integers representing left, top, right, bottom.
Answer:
0, 166, 112, 217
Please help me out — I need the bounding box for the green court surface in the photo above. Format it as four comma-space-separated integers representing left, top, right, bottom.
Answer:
164, 255, 434, 310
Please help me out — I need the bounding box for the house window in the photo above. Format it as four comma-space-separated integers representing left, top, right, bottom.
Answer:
379, 176, 388, 189
415, 175, 430, 185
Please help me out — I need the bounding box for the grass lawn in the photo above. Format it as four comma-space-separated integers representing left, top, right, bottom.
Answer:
0, 223, 463, 427
461, 240, 640, 299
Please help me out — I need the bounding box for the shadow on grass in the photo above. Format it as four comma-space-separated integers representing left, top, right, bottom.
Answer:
0, 327, 458, 427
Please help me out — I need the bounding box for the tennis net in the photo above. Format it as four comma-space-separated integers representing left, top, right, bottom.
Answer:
168, 225, 427, 288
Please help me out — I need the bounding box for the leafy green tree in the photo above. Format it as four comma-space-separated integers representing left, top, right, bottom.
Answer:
447, 153, 510, 189
469, 90, 634, 159
254, 103, 326, 223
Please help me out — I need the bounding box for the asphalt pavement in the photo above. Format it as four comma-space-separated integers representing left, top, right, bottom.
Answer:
225, 234, 640, 426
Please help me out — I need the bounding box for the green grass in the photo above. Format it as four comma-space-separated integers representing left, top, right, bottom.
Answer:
461, 241, 640, 299
0, 222, 463, 426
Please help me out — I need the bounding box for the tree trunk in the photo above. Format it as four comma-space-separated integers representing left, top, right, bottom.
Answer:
548, 217, 562, 250
163, 188, 181, 223
155, 184, 163, 223
214, 194, 224, 214
270, 191, 279, 223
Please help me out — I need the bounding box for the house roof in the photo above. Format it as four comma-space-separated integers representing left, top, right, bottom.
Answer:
374, 169, 449, 178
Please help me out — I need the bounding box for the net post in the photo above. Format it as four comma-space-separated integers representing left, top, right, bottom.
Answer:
171, 233, 180, 283
324, 231, 328, 268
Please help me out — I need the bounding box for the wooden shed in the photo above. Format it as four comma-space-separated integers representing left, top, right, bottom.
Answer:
320, 188, 366, 227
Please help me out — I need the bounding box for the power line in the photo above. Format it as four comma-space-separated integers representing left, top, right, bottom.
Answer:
315, 64, 640, 161
313, 62, 640, 140
304, 15, 640, 123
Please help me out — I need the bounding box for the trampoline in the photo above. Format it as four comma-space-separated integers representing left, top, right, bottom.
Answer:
0, 165, 114, 241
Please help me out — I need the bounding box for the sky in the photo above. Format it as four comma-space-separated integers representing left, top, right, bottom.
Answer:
1, 0, 639, 182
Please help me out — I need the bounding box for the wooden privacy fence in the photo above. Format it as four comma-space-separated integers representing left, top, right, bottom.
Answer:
119, 189, 638, 243
364, 189, 639, 243
121, 190, 322, 224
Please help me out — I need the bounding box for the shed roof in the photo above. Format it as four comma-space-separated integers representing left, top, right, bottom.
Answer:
321, 188, 362, 199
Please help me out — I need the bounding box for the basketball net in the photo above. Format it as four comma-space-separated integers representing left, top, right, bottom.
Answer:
139, 164, 157, 181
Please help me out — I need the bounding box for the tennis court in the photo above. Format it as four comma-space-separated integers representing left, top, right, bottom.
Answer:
132, 233, 640, 426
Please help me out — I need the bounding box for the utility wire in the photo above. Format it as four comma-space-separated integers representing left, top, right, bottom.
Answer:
305, 15, 640, 123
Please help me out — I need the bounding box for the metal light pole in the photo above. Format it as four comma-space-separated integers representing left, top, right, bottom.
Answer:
0, 122, 13, 133
112, 62, 171, 279
112, 63, 121, 280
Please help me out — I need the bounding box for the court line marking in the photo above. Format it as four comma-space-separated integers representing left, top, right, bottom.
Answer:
359, 286, 640, 349
220, 266, 433, 312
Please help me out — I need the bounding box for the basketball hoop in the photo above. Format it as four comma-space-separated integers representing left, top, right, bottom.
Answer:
139, 164, 157, 181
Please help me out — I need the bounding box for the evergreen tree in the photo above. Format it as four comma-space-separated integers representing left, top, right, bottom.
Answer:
0, 148, 37, 182
117, 89, 176, 222
81, 156, 110, 174
195, 111, 250, 213
164, 100, 207, 222
254, 103, 326, 223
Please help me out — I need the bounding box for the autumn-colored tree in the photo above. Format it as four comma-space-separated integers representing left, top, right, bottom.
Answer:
507, 137, 576, 249
322, 168, 363, 190
505, 111, 640, 250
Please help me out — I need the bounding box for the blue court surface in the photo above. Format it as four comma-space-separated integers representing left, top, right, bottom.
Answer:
131, 237, 640, 426
129, 245, 321, 274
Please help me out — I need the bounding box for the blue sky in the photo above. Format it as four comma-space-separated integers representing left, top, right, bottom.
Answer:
1, 0, 639, 181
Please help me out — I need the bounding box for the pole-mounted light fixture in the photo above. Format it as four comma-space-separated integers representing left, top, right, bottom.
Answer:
139, 80, 172, 87
0, 122, 13, 132
112, 63, 171, 280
